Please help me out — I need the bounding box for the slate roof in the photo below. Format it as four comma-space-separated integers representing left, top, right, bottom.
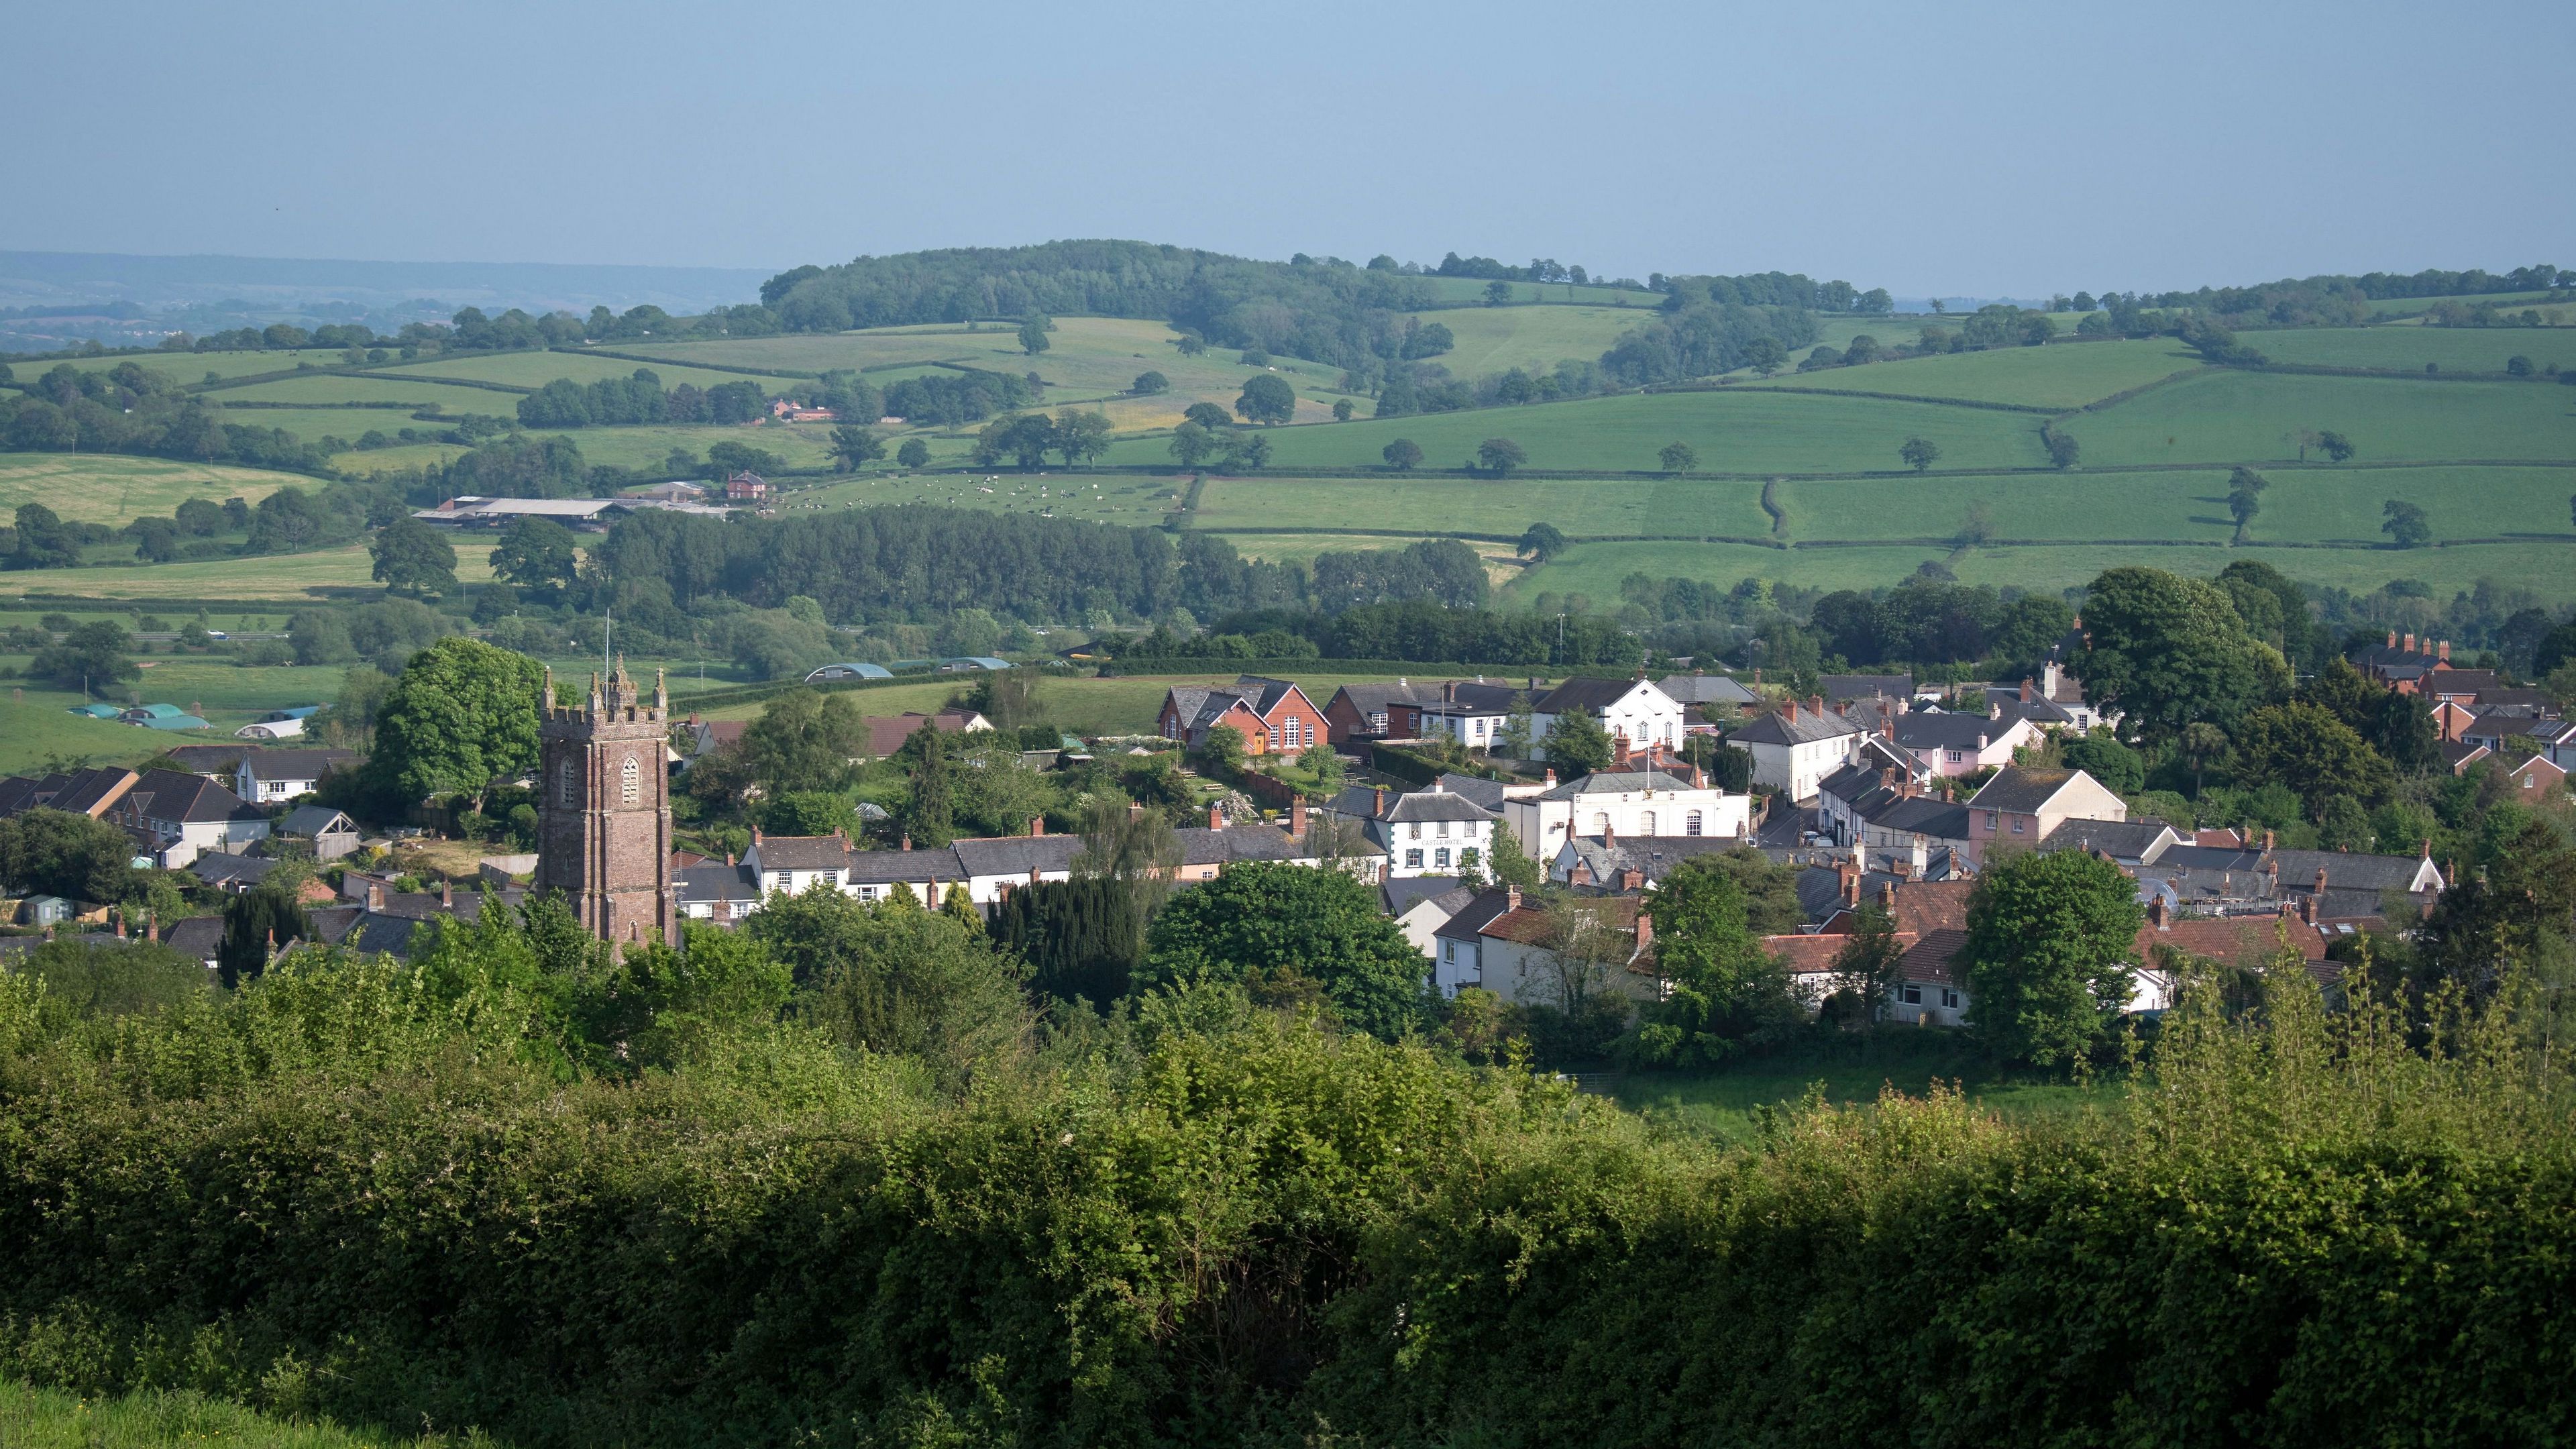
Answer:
239, 749, 357, 783
1435, 773, 1511, 810
160, 744, 254, 777
676, 861, 760, 902
1729, 710, 1860, 747
1891, 713, 2012, 751
1562, 834, 1745, 888
1658, 674, 1761, 706
50, 767, 139, 816
2036, 818, 2180, 863
1964, 767, 2085, 814
954, 835, 1088, 878
842, 849, 961, 884
1865, 796, 1973, 840
1383, 875, 1469, 916
0, 776, 45, 816
163, 915, 224, 962
189, 853, 276, 890
276, 805, 356, 837
1821, 674, 1915, 702
2269, 849, 2438, 894
1384, 790, 1497, 824
1538, 767, 1701, 801
753, 835, 861, 870
1533, 676, 1654, 714
122, 769, 262, 825
1432, 888, 1523, 944
1330, 681, 1436, 716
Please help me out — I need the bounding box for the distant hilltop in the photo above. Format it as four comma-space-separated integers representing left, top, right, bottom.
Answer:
0, 250, 770, 317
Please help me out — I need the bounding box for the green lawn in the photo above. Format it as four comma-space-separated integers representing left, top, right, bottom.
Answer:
1106, 388, 2053, 476
1613, 1029, 2129, 1146
0, 1379, 471, 1449
0, 541, 496, 602
1752, 338, 2206, 410
0, 454, 307, 527
380, 349, 767, 392
2060, 368, 2576, 466
1403, 305, 1648, 378
2243, 327, 2576, 375
1191, 473, 1770, 540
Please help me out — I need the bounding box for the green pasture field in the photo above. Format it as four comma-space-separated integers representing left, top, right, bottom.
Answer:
1807, 315, 1913, 354
334, 441, 470, 474
1772, 470, 2237, 545
381, 349, 767, 392
213, 373, 513, 409
1507, 535, 2576, 609
1403, 305, 1645, 378
527, 421, 840, 472
2362, 289, 2566, 319
1613, 1030, 2126, 1145
796, 470, 1180, 523
1755, 338, 2206, 411
2243, 464, 2576, 545
0, 656, 352, 775
2241, 327, 2576, 375
1413, 279, 1662, 307
0, 1378, 449, 1449
1199, 530, 1458, 567
619, 327, 1032, 373
7, 348, 356, 384
2058, 369, 2576, 466
0, 454, 307, 527
1106, 388, 2053, 476
1190, 473, 1770, 541
0, 541, 497, 602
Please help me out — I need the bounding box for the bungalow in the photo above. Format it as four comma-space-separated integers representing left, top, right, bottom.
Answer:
234, 749, 358, 805
1963, 767, 2128, 865
1157, 676, 1328, 757
1727, 698, 1862, 801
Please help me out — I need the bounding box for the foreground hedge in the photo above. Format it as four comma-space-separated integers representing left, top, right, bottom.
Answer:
0, 954, 2566, 1447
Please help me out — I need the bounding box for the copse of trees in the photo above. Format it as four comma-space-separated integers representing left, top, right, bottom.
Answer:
516, 370, 769, 428
2, 362, 337, 475
1596, 301, 1820, 386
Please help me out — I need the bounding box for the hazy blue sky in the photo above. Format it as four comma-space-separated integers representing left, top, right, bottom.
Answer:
7, 0, 2566, 297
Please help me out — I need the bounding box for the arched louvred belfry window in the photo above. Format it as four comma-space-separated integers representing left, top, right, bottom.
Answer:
620, 754, 641, 806
557, 759, 579, 808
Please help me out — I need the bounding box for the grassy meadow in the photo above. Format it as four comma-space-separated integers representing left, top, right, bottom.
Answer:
1406, 305, 1652, 378
213, 374, 509, 409
1613, 1029, 2128, 1146
0, 1379, 464, 1449
0, 455, 306, 527
1106, 388, 2054, 475
383, 348, 765, 392
1773, 470, 2236, 544
0, 541, 496, 602
14, 348, 358, 382
1756, 337, 2206, 410
1191, 472, 1770, 541
2057, 369, 2576, 466
1413, 279, 1662, 307
2243, 327, 2576, 375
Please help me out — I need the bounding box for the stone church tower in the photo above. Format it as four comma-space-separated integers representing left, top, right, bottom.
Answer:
535, 659, 676, 948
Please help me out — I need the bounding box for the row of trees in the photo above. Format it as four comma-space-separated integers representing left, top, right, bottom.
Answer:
515, 370, 768, 428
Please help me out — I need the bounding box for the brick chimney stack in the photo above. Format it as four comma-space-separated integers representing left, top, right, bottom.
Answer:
2299, 894, 2317, 926
2021, 677, 2034, 703
440, 880, 453, 908
366, 881, 385, 912
2314, 867, 2330, 896
2148, 894, 2167, 928
1784, 698, 1799, 723
1030, 816, 1044, 837
2438, 639, 2450, 663
1634, 911, 1653, 951
1208, 802, 1226, 830
1505, 884, 1521, 912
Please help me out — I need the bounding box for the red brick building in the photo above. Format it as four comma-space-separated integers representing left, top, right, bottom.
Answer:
1157, 676, 1329, 756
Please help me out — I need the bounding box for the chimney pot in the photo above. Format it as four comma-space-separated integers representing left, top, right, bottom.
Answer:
1878, 879, 1896, 908
2438, 639, 2451, 663
2404, 632, 2417, 653
2387, 631, 2398, 649
1543, 768, 1556, 786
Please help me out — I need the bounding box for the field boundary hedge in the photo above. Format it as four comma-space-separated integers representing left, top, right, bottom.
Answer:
1711, 382, 2060, 414
557, 346, 816, 380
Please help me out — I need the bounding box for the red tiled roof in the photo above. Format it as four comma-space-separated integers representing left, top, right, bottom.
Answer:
2138, 914, 2327, 968
1481, 896, 1638, 946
